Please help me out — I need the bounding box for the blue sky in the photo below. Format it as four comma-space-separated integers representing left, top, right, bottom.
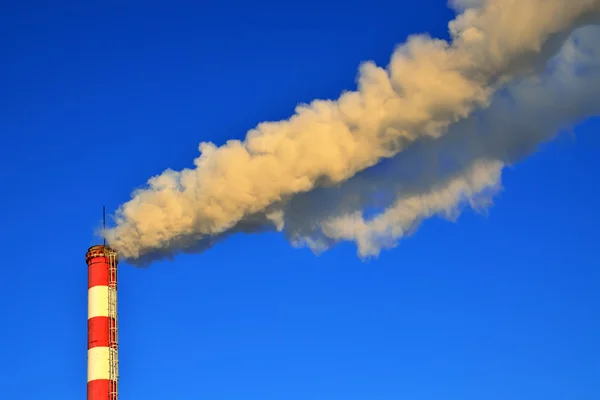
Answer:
2, 1, 599, 399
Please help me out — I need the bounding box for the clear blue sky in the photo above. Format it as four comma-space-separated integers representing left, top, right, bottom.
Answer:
2, 1, 599, 399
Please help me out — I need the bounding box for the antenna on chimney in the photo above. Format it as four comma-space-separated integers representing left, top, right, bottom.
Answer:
103, 206, 106, 246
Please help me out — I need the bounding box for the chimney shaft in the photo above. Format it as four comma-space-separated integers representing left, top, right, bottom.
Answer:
86, 245, 119, 400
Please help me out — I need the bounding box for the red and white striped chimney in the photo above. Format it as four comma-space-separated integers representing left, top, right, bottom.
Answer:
86, 245, 119, 400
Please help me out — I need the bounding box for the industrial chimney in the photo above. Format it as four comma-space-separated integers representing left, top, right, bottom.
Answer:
86, 245, 119, 400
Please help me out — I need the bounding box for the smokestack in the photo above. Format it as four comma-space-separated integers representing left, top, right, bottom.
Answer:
86, 245, 119, 400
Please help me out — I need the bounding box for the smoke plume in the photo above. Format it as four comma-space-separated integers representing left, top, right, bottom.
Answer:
105, 0, 600, 264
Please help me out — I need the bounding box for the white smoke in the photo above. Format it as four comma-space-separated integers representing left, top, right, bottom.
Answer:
105, 0, 600, 264
286, 25, 600, 256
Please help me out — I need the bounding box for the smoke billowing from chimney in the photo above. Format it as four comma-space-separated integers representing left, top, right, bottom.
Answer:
105, 0, 600, 264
